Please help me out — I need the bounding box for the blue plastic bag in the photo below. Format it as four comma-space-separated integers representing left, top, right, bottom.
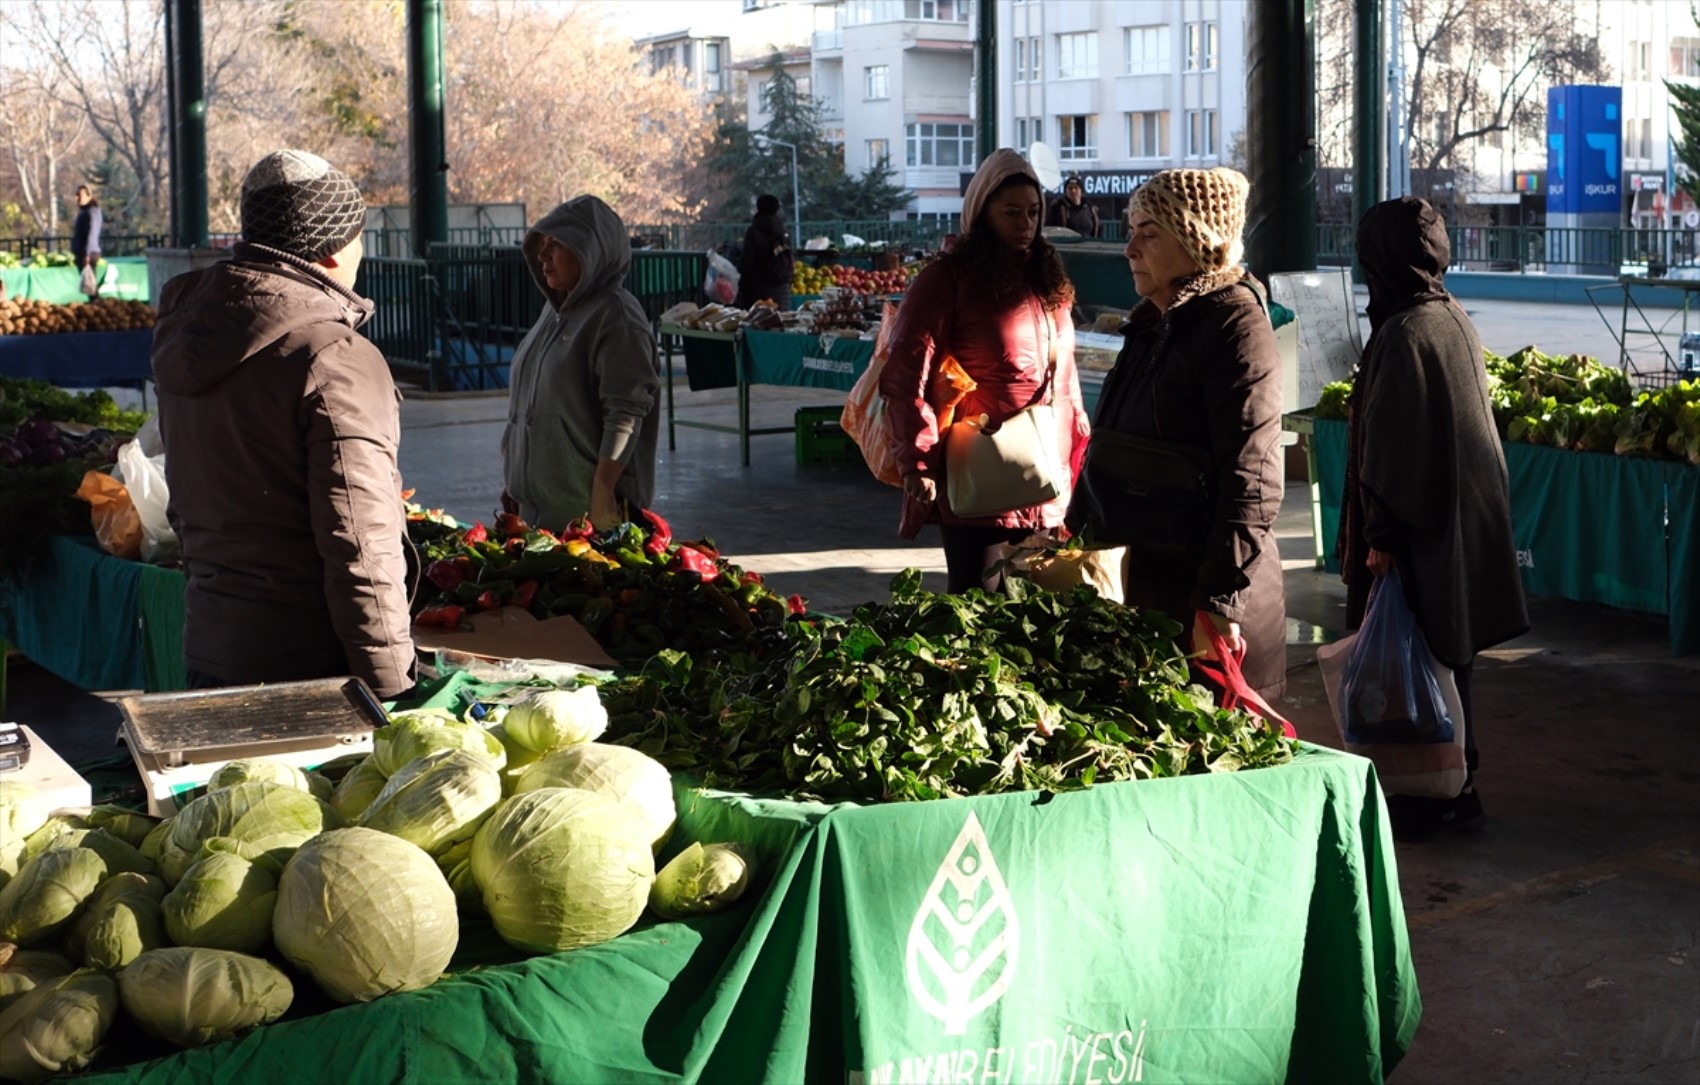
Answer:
1339, 569, 1457, 745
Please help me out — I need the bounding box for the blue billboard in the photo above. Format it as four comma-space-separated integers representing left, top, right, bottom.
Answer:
1546, 85, 1622, 214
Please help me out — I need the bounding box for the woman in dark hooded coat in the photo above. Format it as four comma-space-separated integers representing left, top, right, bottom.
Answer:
1341, 196, 1529, 839
735, 194, 794, 310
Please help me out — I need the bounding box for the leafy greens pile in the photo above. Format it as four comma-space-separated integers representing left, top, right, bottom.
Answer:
600, 570, 1293, 803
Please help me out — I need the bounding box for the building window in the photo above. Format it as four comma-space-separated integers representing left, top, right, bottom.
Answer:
1016, 118, 1027, 148
1128, 110, 1169, 157
1670, 38, 1700, 78
865, 64, 889, 100
649, 45, 675, 74
1057, 32, 1098, 79
705, 42, 723, 92
1057, 115, 1097, 161
867, 138, 890, 169
905, 122, 976, 167
1186, 110, 1218, 157
1031, 117, 1042, 144
1186, 22, 1216, 72
1016, 38, 1027, 82
1030, 36, 1042, 81
906, 0, 969, 21
1125, 26, 1169, 75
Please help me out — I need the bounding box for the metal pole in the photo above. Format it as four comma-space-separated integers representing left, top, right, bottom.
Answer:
1244, 0, 1318, 277
406, 0, 449, 257
975, 0, 997, 161
165, 0, 207, 247
1352, 0, 1385, 262
790, 144, 801, 249
1387, 0, 1405, 198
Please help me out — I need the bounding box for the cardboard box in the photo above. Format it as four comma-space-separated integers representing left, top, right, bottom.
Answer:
412, 606, 617, 670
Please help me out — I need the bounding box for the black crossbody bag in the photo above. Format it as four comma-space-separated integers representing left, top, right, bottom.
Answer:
1069, 429, 1215, 559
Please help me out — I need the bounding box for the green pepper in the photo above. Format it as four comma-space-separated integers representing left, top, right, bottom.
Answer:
549, 592, 592, 617
614, 547, 651, 569
579, 596, 615, 635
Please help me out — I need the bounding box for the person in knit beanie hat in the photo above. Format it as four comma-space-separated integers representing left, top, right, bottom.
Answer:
239, 149, 367, 265
1126, 167, 1249, 274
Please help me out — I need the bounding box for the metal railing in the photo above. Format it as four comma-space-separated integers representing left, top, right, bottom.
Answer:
0, 233, 168, 258
1314, 225, 1700, 274
627, 219, 950, 253
353, 247, 708, 392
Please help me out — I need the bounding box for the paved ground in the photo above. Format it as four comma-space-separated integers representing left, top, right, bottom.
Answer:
9, 295, 1698, 1082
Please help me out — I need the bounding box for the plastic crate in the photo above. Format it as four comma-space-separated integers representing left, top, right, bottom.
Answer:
795, 406, 863, 467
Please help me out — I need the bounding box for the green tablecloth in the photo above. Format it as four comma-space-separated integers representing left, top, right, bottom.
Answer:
0, 535, 185, 692
77, 674, 1420, 1084
1303, 416, 1699, 655
739, 328, 875, 391
0, 257, 150, 303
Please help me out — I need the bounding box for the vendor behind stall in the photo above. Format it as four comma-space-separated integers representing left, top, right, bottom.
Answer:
152, 149, 417, 698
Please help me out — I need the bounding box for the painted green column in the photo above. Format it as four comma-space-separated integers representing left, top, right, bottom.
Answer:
1352, 0, 1384, 247
164, 0, 207, 247
406, 0, 449, 257
1244, 0, 1317, 277
975, 0, 996, 163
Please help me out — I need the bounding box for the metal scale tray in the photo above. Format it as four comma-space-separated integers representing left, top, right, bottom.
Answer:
117, 677, 386, 768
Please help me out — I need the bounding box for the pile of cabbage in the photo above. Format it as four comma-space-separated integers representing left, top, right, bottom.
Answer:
0, 684, 750, 1079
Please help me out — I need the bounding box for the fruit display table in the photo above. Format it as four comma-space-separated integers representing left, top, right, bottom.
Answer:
0, 328, 155, 390
70, 663, 1419, 1084
1285, 412, 1700, 655
658, 324, 876, 465
0, 534, 186, 695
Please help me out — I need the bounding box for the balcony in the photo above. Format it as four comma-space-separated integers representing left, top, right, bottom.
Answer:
903, 94, 969, 115
814, 29, 843, 52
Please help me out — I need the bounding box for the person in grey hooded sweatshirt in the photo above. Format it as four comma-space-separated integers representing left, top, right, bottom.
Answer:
502, 195, 660, 531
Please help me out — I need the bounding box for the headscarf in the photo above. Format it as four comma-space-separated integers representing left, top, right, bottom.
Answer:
1356, 196, 1451, 331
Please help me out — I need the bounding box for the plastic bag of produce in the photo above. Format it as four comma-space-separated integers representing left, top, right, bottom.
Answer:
115, 439, 178, 564
1320, 569, 1467, 799
75, 471, 142, 560
703, 249, 739, 305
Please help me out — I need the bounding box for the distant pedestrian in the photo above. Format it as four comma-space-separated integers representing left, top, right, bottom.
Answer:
735, 193, 794, 310
1341, 195, 1530, 840
71, 184, 103, 296
1047, 175, 1098, 237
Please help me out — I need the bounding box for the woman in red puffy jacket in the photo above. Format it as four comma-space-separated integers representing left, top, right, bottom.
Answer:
879, 149, 1091, 593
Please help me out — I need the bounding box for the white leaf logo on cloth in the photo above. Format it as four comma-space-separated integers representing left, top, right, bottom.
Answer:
905, 811, 1019, 1035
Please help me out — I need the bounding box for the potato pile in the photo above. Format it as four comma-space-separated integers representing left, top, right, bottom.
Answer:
0, 297, 157, 335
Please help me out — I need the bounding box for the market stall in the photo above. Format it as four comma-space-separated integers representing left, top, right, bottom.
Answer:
0, 330, 154, 391
0, 257, 150, 304
1285, 412, 1700, 655
657, 323, 875, 465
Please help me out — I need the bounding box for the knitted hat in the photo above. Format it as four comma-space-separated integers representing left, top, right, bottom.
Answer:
1127, 168, 1250, 272
756, 193, 781, 215
239, 150, 366, 263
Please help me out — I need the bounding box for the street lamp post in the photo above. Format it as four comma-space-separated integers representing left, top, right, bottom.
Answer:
757, 136, 803, 250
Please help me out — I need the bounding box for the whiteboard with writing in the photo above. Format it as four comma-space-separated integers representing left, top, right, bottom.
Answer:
1269, 269, 1363, 412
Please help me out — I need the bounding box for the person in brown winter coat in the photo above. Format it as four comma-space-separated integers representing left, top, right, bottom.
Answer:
1341, 195, 1529, 841
1068, 167, 1287, 699
153, 150, 417, 698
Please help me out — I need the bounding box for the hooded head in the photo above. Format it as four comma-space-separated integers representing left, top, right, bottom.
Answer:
960, 148, 1044, 238
239, 150, 366, 263
522, 195, 633, 308
756, 193, 781, 216
1356, 196, 1450, 326
1126, 167, 1249, 273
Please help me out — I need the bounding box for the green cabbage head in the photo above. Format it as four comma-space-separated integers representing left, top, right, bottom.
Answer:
516, 743, 676, 852
0, 945, 74, 1012
207, 758, 312, 795
471, 788, 654, 954
0, 849, 109, 947
373, 711, 505, 777
502, 686, 607, 754
162, 841, 279, 954
61, 872, 164, 966
158, 781, 341, 886
358, 748, 502, 858
118, 947, 292, 1049
649, 843, 752, 920
0, 785, 48, 890
330, 755, 390, 821
273, 828, 457, 1003
0, 968, 117, 1082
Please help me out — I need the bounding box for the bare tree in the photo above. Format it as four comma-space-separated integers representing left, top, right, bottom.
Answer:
0, 70, 89, 235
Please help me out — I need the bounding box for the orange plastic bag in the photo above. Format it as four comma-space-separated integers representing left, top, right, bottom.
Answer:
929, 355, 976, 432
76, 470, 143, 560
841, 304, 977, 487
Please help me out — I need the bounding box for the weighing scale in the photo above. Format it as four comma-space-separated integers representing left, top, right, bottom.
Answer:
116, 677, 387, 816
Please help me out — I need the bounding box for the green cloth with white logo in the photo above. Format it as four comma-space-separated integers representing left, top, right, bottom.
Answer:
0, 257, 150, 303
740, 327, 874, 390
75, 707, 1418, 1085
1307, 416, 1700, 654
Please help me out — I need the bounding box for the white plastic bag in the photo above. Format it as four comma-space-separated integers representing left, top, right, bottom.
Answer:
703, 249, 739, 304
1317, 625, 1467, 800
115, 438, 179, 564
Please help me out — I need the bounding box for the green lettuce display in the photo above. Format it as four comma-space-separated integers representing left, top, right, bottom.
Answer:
117, 947, 293, 1049
272, 828, 458, 1003
470, 788, 655, 954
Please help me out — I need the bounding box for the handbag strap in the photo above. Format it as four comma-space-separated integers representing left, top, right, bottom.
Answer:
1029, 300, 1059, 408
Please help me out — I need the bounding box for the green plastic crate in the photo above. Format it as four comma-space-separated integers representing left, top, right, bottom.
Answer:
795, 406, 863, 467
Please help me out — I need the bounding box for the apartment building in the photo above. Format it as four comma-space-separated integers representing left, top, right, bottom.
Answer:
1004, 0, 1249, 226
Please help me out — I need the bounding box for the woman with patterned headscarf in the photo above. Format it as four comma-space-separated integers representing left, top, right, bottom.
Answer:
879, 148, 1091, 593
1068, 167, 1287, 699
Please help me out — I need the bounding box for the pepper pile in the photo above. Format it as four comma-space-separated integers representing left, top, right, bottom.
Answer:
408, 508, 805, 664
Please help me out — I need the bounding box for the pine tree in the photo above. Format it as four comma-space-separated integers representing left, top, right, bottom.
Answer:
1668, 79, 1700, 208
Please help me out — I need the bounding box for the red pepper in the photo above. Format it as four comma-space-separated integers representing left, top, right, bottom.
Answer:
425, 560, 466, 592
639, 507, 673, 555
464, 522, 488, 544
741, 570, 764, 586
415, 604, 465, 629
475, 590, 503, 612
512, 580, 539, 611
495, 512, 531, 538
670, 545, 719, 582
563, 516, 596, 542
786, 594, 808, 616
504, 536, 527, 558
